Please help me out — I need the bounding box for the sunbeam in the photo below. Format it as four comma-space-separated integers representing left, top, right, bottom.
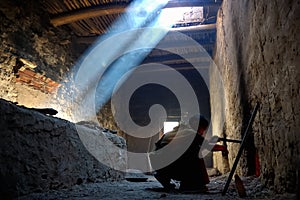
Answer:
65, 0, 191, 122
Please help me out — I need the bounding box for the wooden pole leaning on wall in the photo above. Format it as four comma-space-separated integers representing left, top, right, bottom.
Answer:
221, 102, 259, 196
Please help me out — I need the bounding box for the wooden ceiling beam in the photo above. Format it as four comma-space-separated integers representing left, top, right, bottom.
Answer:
165, 0, 222, 8
50, 1, 222, 27
143, 51, 212, 63
136, 63, 211, 72
75, 24, 216, 44
50, 5, 126, 27
170, 23, 216, 32
143, 60, 212, 69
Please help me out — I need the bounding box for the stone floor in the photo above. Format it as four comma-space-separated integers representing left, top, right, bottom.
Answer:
17, 174, 296, 200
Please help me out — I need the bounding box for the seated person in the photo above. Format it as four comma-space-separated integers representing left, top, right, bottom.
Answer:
151, 114, 227, 192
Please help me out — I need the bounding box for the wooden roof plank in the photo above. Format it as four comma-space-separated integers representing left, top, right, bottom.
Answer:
50, 4, 126, 26
63, 0, 73, 10
165, 0, 222, 8
72, 0, 81, 9
49, 0, 222, 27
86, 18, 101, 34
80, 0, 91, 8
69, 22, 89, 36
92, 17, 106, 33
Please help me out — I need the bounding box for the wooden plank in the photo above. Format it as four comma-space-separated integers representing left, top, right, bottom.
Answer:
75, 24, 216, 44
143, 52, 212, 63
221, 102, 260, 196
19, 58, 37, 69
50, 5, 126, 26
69, 22, 86, 36
50, 0, 222, 27
63, 0, 73, 11
146, 58, 211, 66
170, 23, 216, 32
165, 0, 222, 8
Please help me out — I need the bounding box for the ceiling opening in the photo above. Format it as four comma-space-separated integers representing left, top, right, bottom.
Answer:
158, 7, 204, 29
163, 121, 179, 134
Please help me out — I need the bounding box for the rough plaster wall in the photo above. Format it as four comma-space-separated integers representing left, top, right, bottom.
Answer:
0, 99, 126, 198
212, 0, 300, 193
0, 0, 138, 152
0, 0, 77, 121
211, 0, 253, 177
0, 55, 18, 101
97, 102, 159, 154
98, 102, 118, 131
0, 0, 74, 81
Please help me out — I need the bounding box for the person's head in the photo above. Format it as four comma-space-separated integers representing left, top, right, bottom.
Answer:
188, 114, 209, 135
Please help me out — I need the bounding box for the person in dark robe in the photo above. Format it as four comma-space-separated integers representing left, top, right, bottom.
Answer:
152, 114, 227, 193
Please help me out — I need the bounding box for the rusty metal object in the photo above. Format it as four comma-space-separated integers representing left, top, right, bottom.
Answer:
234, 174, 247, 197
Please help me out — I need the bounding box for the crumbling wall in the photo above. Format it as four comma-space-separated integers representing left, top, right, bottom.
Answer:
0, 55, 18, 102
211, 0, 300, 193
0, 0, 76, 121
98, 102, 119, 132
0, 0, 74, 80
97, 102, 158, 154
0, 99, 126, 198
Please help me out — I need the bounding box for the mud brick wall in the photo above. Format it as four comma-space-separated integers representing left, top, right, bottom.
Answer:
0, 0, 74, 81
211, 0, 300, 193
0, 99, 126, 198
0, 0, 77, 121
0, 0, 126, 159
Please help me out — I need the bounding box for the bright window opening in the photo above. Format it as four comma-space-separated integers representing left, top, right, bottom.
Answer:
158, 7, 204, 28
163, 121, 179, 134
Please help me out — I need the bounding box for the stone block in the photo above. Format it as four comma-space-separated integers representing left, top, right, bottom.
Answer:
0, 99, 126, 198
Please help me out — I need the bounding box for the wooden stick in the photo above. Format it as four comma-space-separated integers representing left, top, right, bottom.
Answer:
221, 102, 259, 196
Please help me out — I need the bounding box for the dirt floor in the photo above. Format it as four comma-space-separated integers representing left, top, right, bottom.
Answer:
17, 173, 296, 200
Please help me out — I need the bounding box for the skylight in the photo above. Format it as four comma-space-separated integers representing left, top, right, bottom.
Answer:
157, 7, 204, 28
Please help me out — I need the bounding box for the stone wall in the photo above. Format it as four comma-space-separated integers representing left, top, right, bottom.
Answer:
0, 99, 126, 198
0, 0, 74, 81
211, 0, 300, 193
97, 102, 159, 154
0, 0, 77, 121
0, 55, 18, 102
